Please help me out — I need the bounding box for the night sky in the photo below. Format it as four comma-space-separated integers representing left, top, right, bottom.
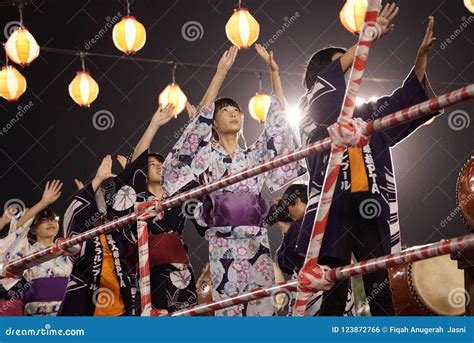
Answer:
0, 0, 473, 273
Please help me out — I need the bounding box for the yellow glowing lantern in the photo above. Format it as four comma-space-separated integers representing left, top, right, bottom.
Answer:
112, 16, 146, 54
225, 7, 260, 49
158, 83, 187, 117
465, 0, 474, 13
339, 0, 368, 34
4, 27, 40, 66
68, 71, 99, 107
248, 92, 271, 123
0, 65, 27, 101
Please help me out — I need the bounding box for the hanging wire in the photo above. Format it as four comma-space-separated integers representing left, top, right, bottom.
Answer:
238, 0, 242, 8
257, 72, 263, 92
18, 3, 24, 26
3, 43, 9, 66
171, 62, 177, 83
126, 0, 131, 16
79, 52, 86, 72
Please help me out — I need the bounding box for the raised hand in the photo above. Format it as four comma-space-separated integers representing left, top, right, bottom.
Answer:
376, 3, 399, 37
151, 104, 175, 128
95, 155, 117, 182
116, 155, 128, 170
185, 101, 197, 120
419, 16, 436, 54
41, 180, 63, 206
255, 44, 279, 72
74, 179, 85, 190
217, 46, 238, 73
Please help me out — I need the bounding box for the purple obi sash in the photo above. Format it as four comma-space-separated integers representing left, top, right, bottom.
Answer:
22, 277, 68, 304
202, 193, 271, 227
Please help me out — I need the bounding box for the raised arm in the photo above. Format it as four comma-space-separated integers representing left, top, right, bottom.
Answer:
130, 104, 174, 163
16, 180, 63, 228
198, 46, 238, 109
415, 16, 435, 82
339, 3, 399, 72
255, 44, 284, 107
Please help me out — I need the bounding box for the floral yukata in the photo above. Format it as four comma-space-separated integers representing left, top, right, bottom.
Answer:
1, 218, 72, 316
163, 94, 306, 316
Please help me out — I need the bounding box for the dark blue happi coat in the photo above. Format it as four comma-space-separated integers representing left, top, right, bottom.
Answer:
296, 59, 441, 260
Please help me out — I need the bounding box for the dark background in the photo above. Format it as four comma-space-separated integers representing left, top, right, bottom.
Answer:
0, 0, 472, 274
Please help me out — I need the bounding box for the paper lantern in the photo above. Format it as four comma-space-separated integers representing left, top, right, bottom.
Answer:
0, 65, 27, 101
158, 83, 187, 117
225, 7, 260, 49
248, 92, 271, 123
112, 16, 146, 54
4, 27, 40, 66
465, 0, 474, 13
339, 0, 368, 34
68, 71, 99, 107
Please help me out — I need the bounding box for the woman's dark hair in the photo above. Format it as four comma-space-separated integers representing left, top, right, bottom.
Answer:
303, 46, 347, 90
212, 97, 242, 141
282, 183, 308, 206
148, 152, 165, 163
29, 208, 58, 244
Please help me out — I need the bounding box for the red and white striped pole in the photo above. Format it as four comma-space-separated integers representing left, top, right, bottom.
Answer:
292, 0, 382, 316
1, 84, 473, 278
137, 220, 152, 316
172, 233, 474, 316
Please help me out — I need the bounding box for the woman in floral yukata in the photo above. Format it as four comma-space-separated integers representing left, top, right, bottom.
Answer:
162, 45, 307, 316
1, 180, 73, 316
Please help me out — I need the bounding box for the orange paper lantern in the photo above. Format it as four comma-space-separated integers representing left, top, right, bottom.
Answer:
465, 0, 474, 13
0, 65, 27, 101
158, 83, 187, 117
225, 7, 260, 49
248, 92, 271, 123
68, 71, 99, 107
4, 27, 40, 66
112, 16, 146, 54
339, 0, 368, 34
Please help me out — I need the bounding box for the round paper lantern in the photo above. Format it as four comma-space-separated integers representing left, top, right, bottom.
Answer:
248, 92, 271, 123
158, 83, 187, 117
0, 65, 27, 101
4, 27, 40, 66
225, 7, 260, 49
68, 71, 99, 107
112, 16, 146, 54
465, 0, 474, 13
339, 0, 368, 34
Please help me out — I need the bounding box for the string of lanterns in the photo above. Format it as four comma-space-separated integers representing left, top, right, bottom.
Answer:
1, 0, 472, 119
